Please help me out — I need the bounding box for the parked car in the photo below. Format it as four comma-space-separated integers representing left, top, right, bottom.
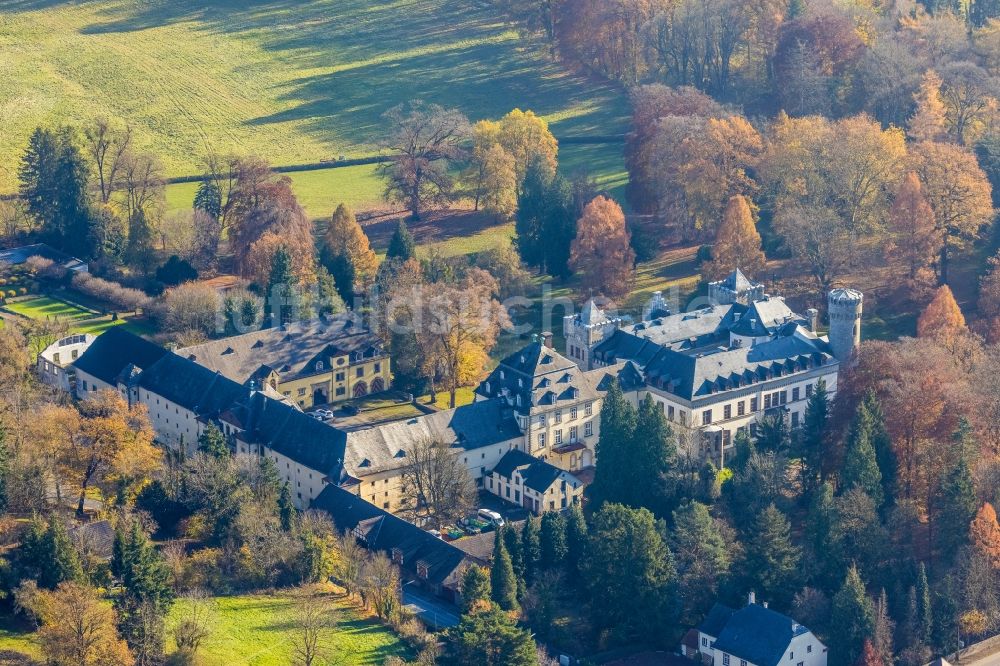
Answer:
308, 412, 324, 420
478, 508, 505, 527
341, 403, 360, 416
315, 409, 334, 418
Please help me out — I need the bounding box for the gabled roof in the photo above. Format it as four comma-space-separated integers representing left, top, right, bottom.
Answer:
699, 603, 737, 637
477, 342, 626, 412
72, 327, 169, 385
311, 485, 470, 589
711, 604, 814, 666
178, 316, 383, 385
136, 353, 249, 419
492, 449, 581, 493
343, 399, 520, 479
236, 391, 348, 479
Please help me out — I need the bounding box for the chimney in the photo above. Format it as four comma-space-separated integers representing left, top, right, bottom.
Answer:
541, 332, 553, 349
806, 308, 819, 332
748, 591, 756, 606
763, 602, 769, 609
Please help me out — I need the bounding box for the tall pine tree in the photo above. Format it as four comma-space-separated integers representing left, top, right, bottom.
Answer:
521, 517, 541, 588
590, 380, 638, 508
830, 566, 876, 666
841, 414, 884, 509
267, 246, 298, 325
743, 504, 801, 608
490, 531, 519, 611
386, 220, 416, 261
800, 379, 829, 494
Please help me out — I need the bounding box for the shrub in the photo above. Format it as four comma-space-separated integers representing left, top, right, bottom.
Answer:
71, 272, 152, 312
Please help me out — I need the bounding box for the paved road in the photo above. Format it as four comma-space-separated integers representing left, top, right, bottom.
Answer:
402, 582, 460, 630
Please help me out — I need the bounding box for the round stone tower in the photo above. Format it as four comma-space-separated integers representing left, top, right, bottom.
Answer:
828, 288, 863, 362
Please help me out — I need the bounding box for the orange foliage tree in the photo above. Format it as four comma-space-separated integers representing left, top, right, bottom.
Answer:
324, 203, 379, 288
970, 502, 1000, 569
908, 70, 948, 143
886, 172, 940, 283
569, 196, 636, 300
917, 285, 967, 344
702, 195, 767, 281
910, 142, 994, 284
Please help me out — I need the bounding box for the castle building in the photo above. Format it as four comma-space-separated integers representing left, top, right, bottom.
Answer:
475, 338, 643, 474
177, 315, 390, 410
561, 270, 861, 465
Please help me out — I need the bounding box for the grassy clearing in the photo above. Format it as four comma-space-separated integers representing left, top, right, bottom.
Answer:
165, 164, 388, 219
0, 589, 410, 666
0, 0, 628, 192
4, 296, 96, 321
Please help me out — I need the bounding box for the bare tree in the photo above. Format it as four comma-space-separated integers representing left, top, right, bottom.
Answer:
333, 531, 365, 600
360, 553, 400, 620
399, 438, 477, 531
379, 101, 470, 220
291, 585, 338, 666
85, 117, 133, 204
171, 589, 215, 664
120, 152, 165, 225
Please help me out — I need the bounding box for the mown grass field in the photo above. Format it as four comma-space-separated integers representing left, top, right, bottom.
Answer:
0, 590, 410, 665
0, 0, 629, 193
2, 295, 154, 337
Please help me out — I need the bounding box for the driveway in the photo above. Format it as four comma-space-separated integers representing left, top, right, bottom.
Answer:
402, 582, 460, 630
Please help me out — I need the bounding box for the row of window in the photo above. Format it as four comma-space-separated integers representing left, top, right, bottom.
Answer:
701, 381, 818, 425
537, 401, 594, 426
536, 421, 593, 447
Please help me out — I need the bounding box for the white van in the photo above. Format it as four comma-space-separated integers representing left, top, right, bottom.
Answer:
478, 508, 505, 527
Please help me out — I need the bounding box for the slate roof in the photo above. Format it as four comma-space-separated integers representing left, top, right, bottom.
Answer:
178, 315, 384, 386
72, 327, 169, 385
594, 301, 835, 401
136, 353, 249, 420
699, 603, 737, 637
710, 604, 814, 666
477, 342, 632, 413
343, 399, 520, 480
0, 243, 87, 271
219, 390, 347, 480
311, 484, 470, 589
492, 448, 581, 493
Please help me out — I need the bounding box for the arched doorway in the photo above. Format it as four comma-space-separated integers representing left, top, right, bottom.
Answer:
313, 387, 328, 405
580, 450, 594, 468
370, 377, 384, 393
353, 382, 368, 398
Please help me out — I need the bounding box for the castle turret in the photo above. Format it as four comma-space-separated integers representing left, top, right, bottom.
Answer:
828, 288, 863, 362
563, 299, 620, 369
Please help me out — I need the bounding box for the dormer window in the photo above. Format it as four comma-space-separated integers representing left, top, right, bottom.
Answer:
499, 370, 505, 380
315, 361, 324, 371
391, 548, 403, 565
416, 561, 429, 579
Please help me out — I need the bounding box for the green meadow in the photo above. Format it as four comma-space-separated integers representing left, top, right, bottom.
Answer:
0, 0, 628, 193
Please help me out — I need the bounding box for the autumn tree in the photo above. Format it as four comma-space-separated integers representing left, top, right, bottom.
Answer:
909, 70, 949, 143
379, 101, 470, 220
702, 195, 767, 281
970, 502, 1000, 568
978, 250, 1000, 340
323, 204, 378, 289
917, 285, 967, 345
761, 114, 907, 290
887, 173, 940, 283
72, 391, 160, 517
413, 269, 509, 407
569, 196, 635, 300
398, 439, 477, 531
477, 144, 518, 220
910, 141, 994, 283
17, 581, 135, 666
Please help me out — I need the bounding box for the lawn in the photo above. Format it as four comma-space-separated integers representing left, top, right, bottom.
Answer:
0, 0, 629, 193
165, 164, 388, 219
2, 295, 153, 336
0, 589, 410, 666
3, 296, 96, 321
